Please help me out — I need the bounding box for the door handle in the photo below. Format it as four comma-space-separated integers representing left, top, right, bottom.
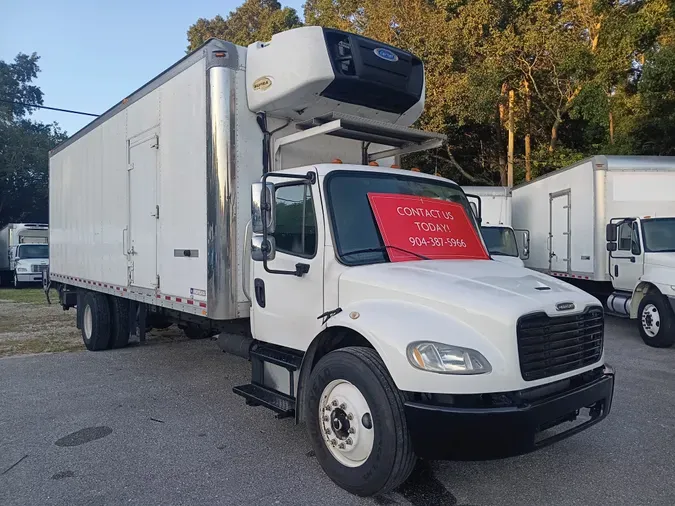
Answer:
614, 265, 619, 277
254, 278, 265, 308
122, 227, 128, 255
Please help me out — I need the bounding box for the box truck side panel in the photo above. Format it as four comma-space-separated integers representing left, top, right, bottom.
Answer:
513, 161, 595, 276
50, 111, 129, 287
156, 59, 208, 304
50, 59, 210, 313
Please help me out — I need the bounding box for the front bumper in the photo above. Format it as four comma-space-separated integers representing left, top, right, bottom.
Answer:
16, 272, 44, 283
404, 364, 615, 460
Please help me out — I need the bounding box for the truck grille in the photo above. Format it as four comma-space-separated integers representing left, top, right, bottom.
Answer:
31, 264, 48, 273
517, 306, 604, 381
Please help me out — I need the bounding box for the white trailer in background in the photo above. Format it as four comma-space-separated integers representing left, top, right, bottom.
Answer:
463, 186, 529, 268
512, 155, 675, 347
0, 223, 49, 287
47, 27, 614, 496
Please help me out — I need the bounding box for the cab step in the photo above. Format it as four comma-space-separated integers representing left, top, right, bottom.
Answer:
250, 343, 303, 371
232, 383, 295, 418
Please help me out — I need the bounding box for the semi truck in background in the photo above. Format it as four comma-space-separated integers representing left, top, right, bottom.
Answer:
0, 223, 49, 288
463, 186, 530, 268
512, 155, 675, 348
46, 27, 615, 496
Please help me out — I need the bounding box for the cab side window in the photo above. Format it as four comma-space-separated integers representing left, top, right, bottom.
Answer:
273, 184, 317, 258
617, 222, 632, 251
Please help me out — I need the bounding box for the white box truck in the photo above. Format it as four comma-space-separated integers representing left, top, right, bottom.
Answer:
462, 186, 530, 268
512, 155, 675, 348
0, 222, 49, 287
47, 27, 614, 496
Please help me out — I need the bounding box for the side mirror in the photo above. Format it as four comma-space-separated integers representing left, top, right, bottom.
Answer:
606, 223, 617, 242
251, 182, 276, 234
251, 235, 276, 262
514, 229, 530, 260
606, 242, 617, 252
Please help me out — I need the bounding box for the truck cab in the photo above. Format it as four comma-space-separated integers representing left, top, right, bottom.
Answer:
463, 187, 530, 268
606, 216, 675, 347
10, 243, 50, 287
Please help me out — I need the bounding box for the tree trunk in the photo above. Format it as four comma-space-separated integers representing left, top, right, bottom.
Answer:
609, 110, 615, 144
497, 83, 508, 185
507, 89, 515, 187
549, 116, 561, 153
524, 80, 531, 181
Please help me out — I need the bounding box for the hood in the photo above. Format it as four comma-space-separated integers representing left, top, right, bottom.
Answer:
491, 255, 524, 268
338, 259, 600, 324
644, 252, 675, 269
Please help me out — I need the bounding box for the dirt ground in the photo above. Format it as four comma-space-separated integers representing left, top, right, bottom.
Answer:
0, 288, 188, 357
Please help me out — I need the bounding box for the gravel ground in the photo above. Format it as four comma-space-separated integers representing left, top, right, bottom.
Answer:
0, 313, 674, 505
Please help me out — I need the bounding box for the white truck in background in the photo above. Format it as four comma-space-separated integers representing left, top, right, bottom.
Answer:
512, 155, 675, 348
0, 223, 49, 287
463, 186, 530, 268
46, 27, 614, 496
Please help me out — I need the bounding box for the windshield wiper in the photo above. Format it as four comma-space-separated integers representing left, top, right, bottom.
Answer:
341, 245, 430, 261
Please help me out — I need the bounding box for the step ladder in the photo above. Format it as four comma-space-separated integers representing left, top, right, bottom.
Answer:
232, 343, 303, 419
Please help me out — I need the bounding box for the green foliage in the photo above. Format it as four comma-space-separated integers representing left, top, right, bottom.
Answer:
0, 53, 66, 226
186, 0, 302, 50
182, 0, 674, 183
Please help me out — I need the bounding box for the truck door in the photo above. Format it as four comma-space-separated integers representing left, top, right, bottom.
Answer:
127, 133, 159, 289
549, 190, 571, 273
251, 181, 325, 350
609, 219, 644, 292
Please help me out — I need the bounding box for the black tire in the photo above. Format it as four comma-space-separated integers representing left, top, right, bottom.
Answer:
81, 292, 112, 351
638, 292, 675, 348
182, 324, 213, 340
108, 296, 130, 349
306, 347, 416, 497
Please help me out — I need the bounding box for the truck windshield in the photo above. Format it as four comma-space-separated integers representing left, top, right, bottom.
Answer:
642, 218, 675, 253
17, 244, 49, 259
325, 171, 478, 265
480, 226, 519, 257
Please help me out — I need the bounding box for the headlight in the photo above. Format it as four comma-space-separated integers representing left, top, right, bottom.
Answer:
17, 268, 28, 273
406, 341, 492, 374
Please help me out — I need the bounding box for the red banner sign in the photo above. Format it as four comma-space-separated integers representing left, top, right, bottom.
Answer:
367, 193, 489, 262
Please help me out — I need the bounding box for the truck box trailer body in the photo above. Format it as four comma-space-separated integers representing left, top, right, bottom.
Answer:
512, 155, 675, 347
0, 223, 49, 286
462, 186, 529, 268
48, 27, 615, 496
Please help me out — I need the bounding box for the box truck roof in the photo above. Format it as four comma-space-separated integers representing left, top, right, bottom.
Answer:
513, 155, 675, 190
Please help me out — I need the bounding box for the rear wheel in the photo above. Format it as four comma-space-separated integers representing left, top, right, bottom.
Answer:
81, 292, 111, 351
108, 296, 130, 349
638, 292, 675, 348
306, 347, 416, 497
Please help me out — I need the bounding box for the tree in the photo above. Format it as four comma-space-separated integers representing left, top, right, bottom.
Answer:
0, 52, 43, 121
186, 0, 302, 50
0, 53, 66, 226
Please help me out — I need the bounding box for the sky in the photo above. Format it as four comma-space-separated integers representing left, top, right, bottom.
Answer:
2, 0, 305, 136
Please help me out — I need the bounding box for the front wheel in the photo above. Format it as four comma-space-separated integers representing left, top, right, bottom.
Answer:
306, 347, 416, 497
638, 292, 675, 348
